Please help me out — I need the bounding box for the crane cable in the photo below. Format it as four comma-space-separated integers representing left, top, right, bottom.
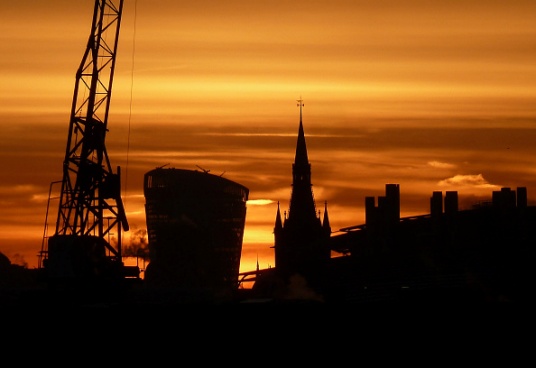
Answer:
124, 0, 137, 209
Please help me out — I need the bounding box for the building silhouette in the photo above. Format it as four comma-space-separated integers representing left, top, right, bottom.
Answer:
252, 99, 331, 299
4, 106, 536, 305
247, 102, 536, 303
143, 167, 249, 297
327, 185, 536, 302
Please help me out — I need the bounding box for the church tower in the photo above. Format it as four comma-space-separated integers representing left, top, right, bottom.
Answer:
274, 99, 331, 289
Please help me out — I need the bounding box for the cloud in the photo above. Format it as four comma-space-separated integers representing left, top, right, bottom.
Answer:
427, 160, 455, 169
0, 185, 38, 195
438, 174, 498, 188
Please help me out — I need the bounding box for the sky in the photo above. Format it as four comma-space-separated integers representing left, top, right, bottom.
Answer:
1, 0, 535, 275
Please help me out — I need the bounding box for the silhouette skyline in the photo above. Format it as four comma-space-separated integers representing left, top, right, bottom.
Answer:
1, 98, 536, 304
1, 1, 535, 276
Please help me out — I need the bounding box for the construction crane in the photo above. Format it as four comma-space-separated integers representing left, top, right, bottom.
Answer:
40, 0, 139, 287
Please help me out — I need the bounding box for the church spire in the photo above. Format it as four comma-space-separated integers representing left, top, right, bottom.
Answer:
294, 97, 310, 170
288, 97, 317, 223
323, 201, 331, 232
274, 201, 283, 231
272, 98, 331, 291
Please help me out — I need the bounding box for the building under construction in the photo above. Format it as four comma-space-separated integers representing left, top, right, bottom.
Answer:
143, 167, 249, 297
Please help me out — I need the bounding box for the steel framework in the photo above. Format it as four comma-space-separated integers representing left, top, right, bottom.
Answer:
41, 0, 128, 271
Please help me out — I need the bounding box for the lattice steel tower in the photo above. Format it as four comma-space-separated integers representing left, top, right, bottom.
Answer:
41, 0, 136, 282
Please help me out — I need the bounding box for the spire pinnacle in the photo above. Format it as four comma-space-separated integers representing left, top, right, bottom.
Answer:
297, 97, 304, 123
294, 96, 309, 168
274, 201, 283, 230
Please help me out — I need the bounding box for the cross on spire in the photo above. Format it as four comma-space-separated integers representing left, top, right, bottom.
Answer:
297, 97, 304, 123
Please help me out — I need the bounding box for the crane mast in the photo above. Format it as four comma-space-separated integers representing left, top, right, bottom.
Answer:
41, 0, 138, 283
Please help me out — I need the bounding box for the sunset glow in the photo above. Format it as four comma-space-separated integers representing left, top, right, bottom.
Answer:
0, 0, 535, 275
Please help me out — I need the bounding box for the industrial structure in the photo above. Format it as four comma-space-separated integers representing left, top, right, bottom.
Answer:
143, 167, 249, 297
324, 185, 536, 302
39, 0, 139, 288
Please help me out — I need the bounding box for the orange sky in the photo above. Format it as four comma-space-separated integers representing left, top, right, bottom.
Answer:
1, 0, 535, 274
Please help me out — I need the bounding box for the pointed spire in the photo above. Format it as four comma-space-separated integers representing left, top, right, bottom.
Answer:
323, 201, 331, 231
288, 97, 316, 223
274, 201, 283, 231
294, 97, 309, 168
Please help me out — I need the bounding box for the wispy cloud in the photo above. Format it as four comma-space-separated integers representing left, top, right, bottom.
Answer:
438, 174, 498, 188
428, 161, 455, 169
